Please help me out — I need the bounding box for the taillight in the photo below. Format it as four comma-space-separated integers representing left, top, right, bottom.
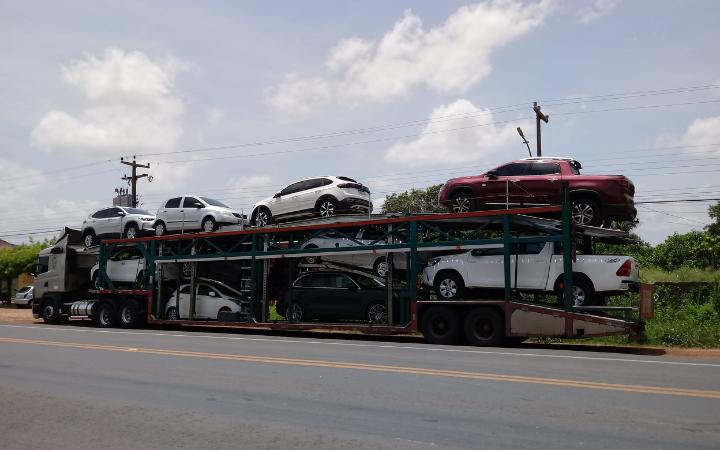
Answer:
616, 259, 632, 277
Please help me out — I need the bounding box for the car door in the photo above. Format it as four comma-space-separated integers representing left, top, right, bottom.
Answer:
515, 242, 552, 289
117, 247, 142, 283
511, 162, 563, 206
95, 208, 120, 237
196, 284, 219, 319
175, 285, 192, 318
478, 162, 531, 207
272, 181, 306, 216
160, 197, 183, 231
182, 196, 204, 230
290, 274, 319, 317
466, 246, 505, 288
298, 178, 329, 211
105, 249, 125, 280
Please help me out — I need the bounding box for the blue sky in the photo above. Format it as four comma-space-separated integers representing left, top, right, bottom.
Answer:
1, 0, 719, 244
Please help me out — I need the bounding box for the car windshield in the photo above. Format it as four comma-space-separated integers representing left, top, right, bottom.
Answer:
17, 286, 32, 293
212, 283, 240, 298
123, 208, 152, 215
351, 274, 385, 289
200, 197, 230, 208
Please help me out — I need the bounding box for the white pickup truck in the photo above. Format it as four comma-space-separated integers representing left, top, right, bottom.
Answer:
422, 242, 638, 306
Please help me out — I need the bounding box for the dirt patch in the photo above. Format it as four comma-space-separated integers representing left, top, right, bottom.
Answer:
0, 304, 40, 324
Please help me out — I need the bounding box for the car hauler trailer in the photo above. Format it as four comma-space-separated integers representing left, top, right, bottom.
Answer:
32, 192, 646, 346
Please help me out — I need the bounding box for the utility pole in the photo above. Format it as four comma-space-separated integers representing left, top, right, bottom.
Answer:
120, 157, 152, 207
533, 102, 549, 157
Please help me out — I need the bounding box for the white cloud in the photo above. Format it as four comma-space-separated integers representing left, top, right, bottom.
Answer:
384, 99, 525, 166
0, 158, 48, 198
675, 116, 720, 149
580, 0, 621, 24
206, 107, 225, 125
31, 48, 190, 157
266, 0, 555, 115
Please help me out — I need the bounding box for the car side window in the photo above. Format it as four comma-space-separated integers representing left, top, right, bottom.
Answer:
335, 275, 356, 289
321, 178, 333, 186
360, 228, 385, 242
165, 197, 181, 208
197, 284, 212, 296
471, 247, 504, 256
521, 242, 546, 254
294, 275, 315, 288
302, 178, 323, 190
109, 207, 123, 217
92, 209, 108, 219
182, 197, 201, 208
495, 163, 530, 177
280, 181, 305, 196
527, 163, 561, 175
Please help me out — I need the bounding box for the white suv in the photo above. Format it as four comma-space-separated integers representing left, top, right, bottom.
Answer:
251, 176, 371, 227
81, 206, 156, 247
154, 196, 246, 236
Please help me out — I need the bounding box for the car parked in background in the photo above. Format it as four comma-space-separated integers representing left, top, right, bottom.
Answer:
154, 196, 246, 236
438, 157, 636, 226
276, 271, 391, 323
12, 286, 34, 308
165, 280, 250, 321
251, 176, 371, 227
301, 227, 407, 276
422, 241, 638, 306
90, 246, 145, 289
81, 206, 156, 247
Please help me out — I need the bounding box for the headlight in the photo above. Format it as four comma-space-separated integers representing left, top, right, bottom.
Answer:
428, 258, 441, 266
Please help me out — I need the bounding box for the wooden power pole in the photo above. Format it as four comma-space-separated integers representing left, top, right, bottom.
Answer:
533, 102, 549, 157
120, 157, 151, 207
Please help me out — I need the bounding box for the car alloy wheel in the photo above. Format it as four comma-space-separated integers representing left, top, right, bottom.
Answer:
573, 285, 587, 307
167, 306, 178, 320
318, 200, 336, 217
438, 278, 457, 299
83, 233, 95, 248
571, 204, 594, 225
286, 303, 303, 322
367, 302, 387, 324
374, 258, 388, 277
155, 222, 166, 236
255, 210, 269, 227
451, 194, 471, 213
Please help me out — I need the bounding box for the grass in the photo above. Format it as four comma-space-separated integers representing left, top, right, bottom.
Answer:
640, 266, 720, 283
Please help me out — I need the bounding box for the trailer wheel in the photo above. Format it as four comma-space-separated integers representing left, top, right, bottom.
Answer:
94, 302, 116, 328
117, 300, 140, 328
41, 299, 59, 324
421, 306, 461, 345
464, 307, 505, 347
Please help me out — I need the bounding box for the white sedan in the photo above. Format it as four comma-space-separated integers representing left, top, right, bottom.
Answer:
165, 281, 249, 321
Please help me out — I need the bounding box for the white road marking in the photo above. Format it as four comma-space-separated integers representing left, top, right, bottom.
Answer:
1, 323, 719, 368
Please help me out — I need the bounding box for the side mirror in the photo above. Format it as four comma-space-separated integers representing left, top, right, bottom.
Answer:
50, 247, 64, 254
273, 192, 281, 198
486, 170, 498, 180
30, 264, 45, 275
193, 203, 204, 209
208, 291, 216, 297
117, 211, 126, 216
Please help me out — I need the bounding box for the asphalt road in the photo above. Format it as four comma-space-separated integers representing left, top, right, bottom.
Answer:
1, 322, 719, 449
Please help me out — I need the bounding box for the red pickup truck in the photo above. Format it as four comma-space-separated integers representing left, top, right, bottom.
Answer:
438, 157, 636, 226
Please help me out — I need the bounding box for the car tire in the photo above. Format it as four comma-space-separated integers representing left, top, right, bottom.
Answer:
253, 208, 272, 227
201, 217, 217, 233
117, 300, 141, 329
94, 302, 115, 328
125, 224, 139, 239
366, 301, 387, 324
317, 197, 337, 218
303, 245, 320, 264
91, 272, 103, 290
83, 230, 96, 248
286, 303, 303, 323
434, 272, 464, 300
463, 307, 505, 347
155, 221, 167, 236
571, 197, 601, 226
373, 257, 389, 277
557, 276, 595, 307
450, 191, 474, 213
41, 299, 59, 324
217, 306, 232, 321
167, 306, 178, 321
421, 306, 461, 345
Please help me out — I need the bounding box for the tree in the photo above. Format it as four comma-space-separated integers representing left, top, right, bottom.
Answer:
706, 202, 720, 235
0, 242, 45, 299
381, 184, 445, 214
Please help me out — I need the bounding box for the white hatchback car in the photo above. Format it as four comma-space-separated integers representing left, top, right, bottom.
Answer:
154, 196, 246, 236
90, 246, 145, 289
13, 286, 34, 308
251, 176, 371, 227
165, 280, 249, 321
81, 206, 156, 247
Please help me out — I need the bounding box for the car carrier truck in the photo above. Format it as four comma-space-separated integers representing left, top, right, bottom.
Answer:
31, 196, 648, 346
